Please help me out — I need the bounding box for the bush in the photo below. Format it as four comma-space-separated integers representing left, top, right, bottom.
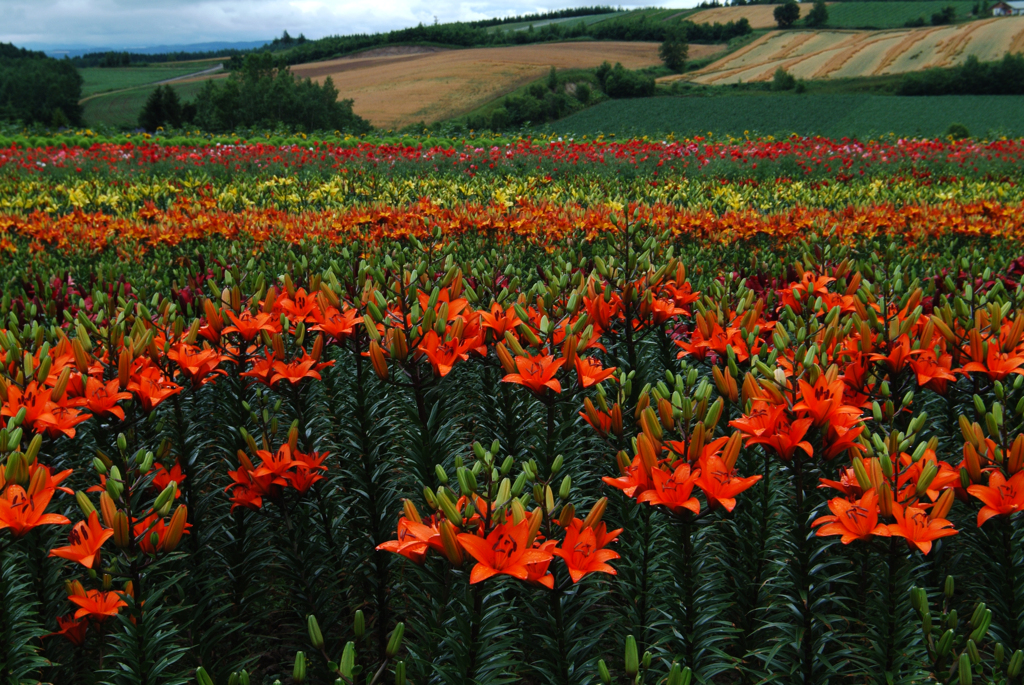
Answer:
805, 0, 829, 27
576, 83, 591, 104
931, 5, 957, 24
601, 62, 656, 98
772, 67, 797, 91
774, 1, 801, 28
946, 123, 970, 140
659, 33, 690, 73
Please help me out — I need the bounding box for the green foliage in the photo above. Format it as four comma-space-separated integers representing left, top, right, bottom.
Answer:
544, 93, 1024, 139
139, 85, 189, 132
806, 0, 830, 27
599, 63, 656, 99
192, 53, 370, 133
899, 53, 1024, 96
0, 43, 83, 126
774, 1, 801, 28
659, 33, 690, 74
931, 4, 958, 23
772, 68, 797, 92
0, 547, 49, 682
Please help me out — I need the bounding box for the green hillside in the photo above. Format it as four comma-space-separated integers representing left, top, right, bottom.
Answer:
825, 1, 976, 28
543, 93, 1024, 138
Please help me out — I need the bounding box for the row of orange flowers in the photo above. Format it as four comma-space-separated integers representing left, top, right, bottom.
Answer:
1, 198, 1022, 256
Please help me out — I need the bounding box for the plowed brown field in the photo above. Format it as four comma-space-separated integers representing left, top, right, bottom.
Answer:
688, 4, 813, 29
661, 17, 1024, 85
288, 42, 723, 128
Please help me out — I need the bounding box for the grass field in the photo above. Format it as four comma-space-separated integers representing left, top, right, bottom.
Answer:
79, 65, 223, 97
826, 1, 974, 28
675, 17, 1024, 84
688, 2, 975, 29
82, 80, 211, 128
543, 93, 1024, 138
486, 12, 629, 33
289, 42, 681, 128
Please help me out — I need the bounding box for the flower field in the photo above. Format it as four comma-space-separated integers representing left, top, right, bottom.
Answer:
1, 135, 1023, 685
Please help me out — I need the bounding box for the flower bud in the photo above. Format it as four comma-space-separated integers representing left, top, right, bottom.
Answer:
369, 340, 388, 380
559, 475, 571, 500
293, 651, 306, 684
340, 642, 356, 678
4, 453, 27, 487
163, 505, 188, 552
624, 635, 639, 677
113, 511, 130, 549
936, 628, 954, 658
395, 661, 406, 684
597, 659, 611, 684
582, 497, 607, 530
196, 667, 215, 685
154, 482, 177, 512
557, 503, 575, 528
667, 663, 692, 685
931, 489, 954, 520
386, 622, 404, 658
76, 491, 97, 518
307, 615, 324, 650
440, 520, 464, 566
354, 610, 365, 639
1008, 649, 1024, 677
945, 575, 955, 598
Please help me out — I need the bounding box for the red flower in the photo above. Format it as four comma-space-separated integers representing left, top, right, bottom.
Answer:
574, 357, 616, 388
0, 485, 70, 537
502, 354, 564, 395
82, 377, 133, 420
46, 615, 88, 646
694, 454, 762, 512
554, 519, 621, 583
637, 462, 700, 516
888, 504, 957, 555
457, 520, 554, 584
68, 589, 127, 621
967, 471, 1024, 526
49, 512, 113, 568
813, 489, 891, 544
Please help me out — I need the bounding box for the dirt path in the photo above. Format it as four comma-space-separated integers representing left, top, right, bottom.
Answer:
78, 63, 223, 104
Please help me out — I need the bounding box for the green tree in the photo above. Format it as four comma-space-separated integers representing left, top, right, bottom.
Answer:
138, 85, 184, 131
658, 32, 690, 72
774, 1, 801, 28
805, 0, 828, 27
772, 67, 797, 91
0, 42, 83, 126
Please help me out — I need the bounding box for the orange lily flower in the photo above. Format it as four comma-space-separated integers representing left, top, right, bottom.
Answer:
311, 306, 361, 341
554, 519, 621, 583
83, 377, 133, 420
418, 330, 472, 378
168, 343, 228, 387
49, 512, 113, 568
270, 351, 333, 386
637, 462, 700, 515
909, 352, 957, 394
127, 362, 182, 411
793, 376, 862, 428
286, 450, 329, 494
524, 539, 558, 588
276, 288, 322, 324
46, 614, 88, 646
888, 504, 957, 554
68, 589, 127, 621
962, 344, 1024, 381
0, 485, 70, 536
502, 354, 564, 395
869, 336, 921, 375
967, 471, 1024, 526
223, 309, 280, 341
601, 453, 650, 498
457, 520, 555, 584
813, 489, 891, 544
479, 303, 522, 339
574, 357, 616, 388
376, 517, 444, 564
151, 461, 185, 497
730, 403, 814, 461
694, 455, 762, 512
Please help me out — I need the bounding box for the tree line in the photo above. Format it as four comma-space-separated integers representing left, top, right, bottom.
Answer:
232, 16, 752, 69
0, 43, 83, 127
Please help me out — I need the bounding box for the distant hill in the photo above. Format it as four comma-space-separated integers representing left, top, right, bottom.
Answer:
40, 41, 271, 58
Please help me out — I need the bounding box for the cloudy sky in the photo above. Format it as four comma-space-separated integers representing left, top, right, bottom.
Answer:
1, 0, 697, 50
